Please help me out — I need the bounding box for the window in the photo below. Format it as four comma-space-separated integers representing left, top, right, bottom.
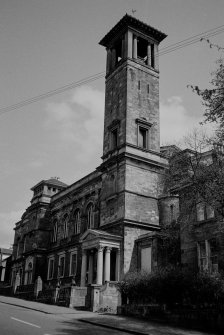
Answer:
111, 128, 118, 150
52, 219, 58, 242
74, 209, 81, 235
138, 80, 141, 90
141, 246, 152, 273
196, 202, 215, 221
47, 257, 54, 280
58, 254, 65, 278
197, 239, 218, 273
62, 214, 69, 239
137, 36, 148, 64
136, 119, 151, 150
138, 127, 148, 149
87, 203, 94, 229
69, 251, 77, 276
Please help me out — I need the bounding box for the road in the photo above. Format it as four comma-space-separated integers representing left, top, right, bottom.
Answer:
0, 302, 124, 335
0, 300, 217, 335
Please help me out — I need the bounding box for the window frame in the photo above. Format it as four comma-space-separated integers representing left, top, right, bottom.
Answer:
196, 202, 215, 222
58, 252, 66, 278
74, 209, 81, 235
52, 219, 58, 243
87, 203, 94, 229
110, 127, 118, 150
47, 256, 55, 280
197, 239, 218, 273
136, 118, 152, 150
62, 214, 69, 239
69, 249, 78, 277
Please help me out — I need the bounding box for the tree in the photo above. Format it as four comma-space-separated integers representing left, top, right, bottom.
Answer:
189, 39, 224, 136
167, 40, 224, 219
166, 129, 224, 220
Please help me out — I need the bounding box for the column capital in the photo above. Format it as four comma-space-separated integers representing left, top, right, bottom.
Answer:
97, 245, 104, 252
105, 247, 112, 252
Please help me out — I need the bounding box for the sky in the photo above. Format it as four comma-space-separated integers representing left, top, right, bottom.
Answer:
0, 0, 224, 248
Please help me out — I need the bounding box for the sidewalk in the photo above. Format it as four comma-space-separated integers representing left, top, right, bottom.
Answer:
0, 295, 217, 335
79, 316, 217, 335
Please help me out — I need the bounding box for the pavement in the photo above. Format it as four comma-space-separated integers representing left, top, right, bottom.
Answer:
0, 295, 216, 335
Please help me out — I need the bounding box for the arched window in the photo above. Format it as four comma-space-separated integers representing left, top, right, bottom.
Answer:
87, 203, 94, 229
63, 214, 69, 239
74, 209, 81, 235
52, 219, 58, 242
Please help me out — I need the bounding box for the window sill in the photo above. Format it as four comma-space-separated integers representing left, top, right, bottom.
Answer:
194, 218, 216, 226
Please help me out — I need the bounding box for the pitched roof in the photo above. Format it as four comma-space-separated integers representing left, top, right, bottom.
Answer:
99, 14, 167, 47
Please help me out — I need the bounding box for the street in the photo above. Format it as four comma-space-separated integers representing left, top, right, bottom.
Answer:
0, 299, 218, 335
0, 302, 123, 335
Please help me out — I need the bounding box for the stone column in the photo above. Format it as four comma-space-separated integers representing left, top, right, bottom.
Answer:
127, 30, 133, 58
111, 48, 116, 70
88, 251, 94, 284
104, 247, 111, 282
96, 246, 104, 285
80, 250, 87, 287
115, 249, 120, 281
106, 48, 111, 75
133, 35, 137, 59
121, 38, 125, 59
154, 43, 159, 70
147, 42, 151, 66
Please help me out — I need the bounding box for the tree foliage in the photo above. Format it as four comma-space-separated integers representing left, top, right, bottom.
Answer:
189, 41, 224, 133
167, 138, 224, 219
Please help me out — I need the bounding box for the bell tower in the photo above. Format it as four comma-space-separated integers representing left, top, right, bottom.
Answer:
99, 14, 167, 160
99, 15, 168, 275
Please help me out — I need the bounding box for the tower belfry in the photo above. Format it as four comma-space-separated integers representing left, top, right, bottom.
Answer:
99, 15, 168, 274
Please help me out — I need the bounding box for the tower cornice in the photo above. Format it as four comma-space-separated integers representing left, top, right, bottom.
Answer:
99, 14, 167, 47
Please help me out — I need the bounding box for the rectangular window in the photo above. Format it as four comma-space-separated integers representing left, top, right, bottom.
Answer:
198, 241, 207, 271
47, 258, 54, 279
111, 128, 118, 149
58, 255, 65, 278
138, 80, 141, 90
196, 202, 215, 221
139, 127, 148, 149
197, 239, 218, 273
141, 246, 152, 273
70, 252, 77, 276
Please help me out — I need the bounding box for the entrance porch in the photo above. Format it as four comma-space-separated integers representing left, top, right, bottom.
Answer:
80, 229, 122, 286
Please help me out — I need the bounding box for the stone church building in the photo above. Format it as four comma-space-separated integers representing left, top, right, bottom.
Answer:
9, 15, 181, 310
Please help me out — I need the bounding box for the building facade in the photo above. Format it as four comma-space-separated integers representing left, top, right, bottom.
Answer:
9, 15, 183, 309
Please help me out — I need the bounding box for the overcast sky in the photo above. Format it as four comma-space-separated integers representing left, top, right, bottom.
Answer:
0, 0, 223, 248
